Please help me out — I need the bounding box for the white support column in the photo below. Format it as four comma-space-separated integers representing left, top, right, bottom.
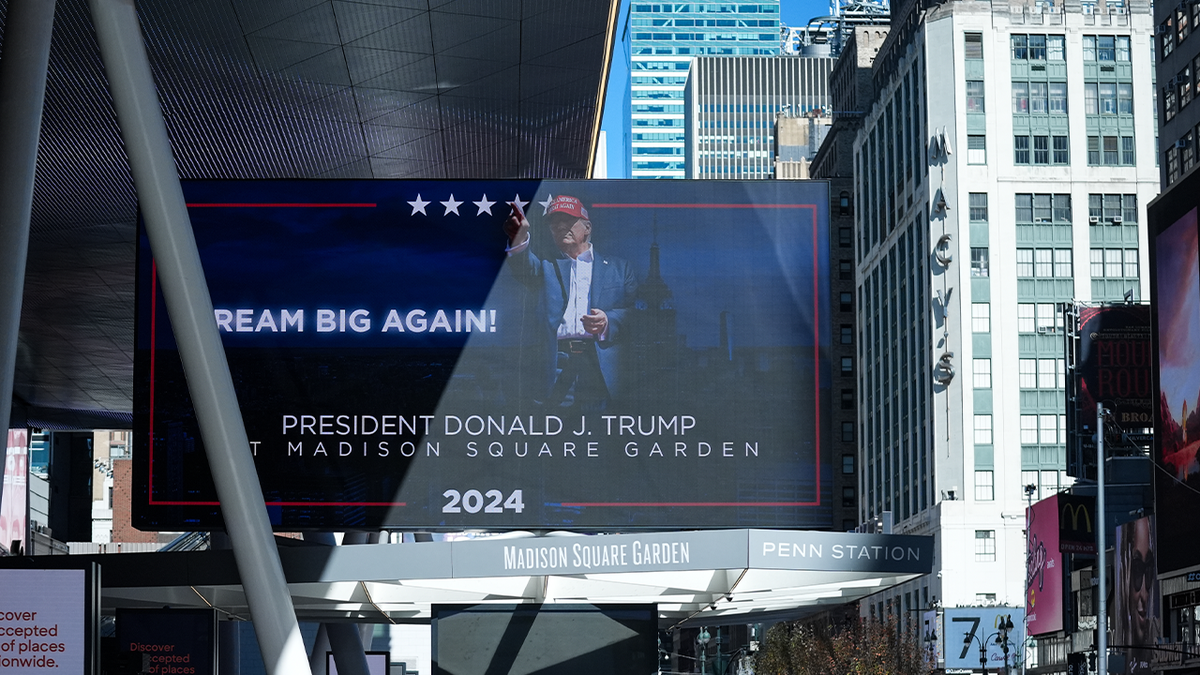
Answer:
0, 0, 56, 516
85, 1, 311, 673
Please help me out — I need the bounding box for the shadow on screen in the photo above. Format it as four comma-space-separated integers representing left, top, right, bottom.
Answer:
431, 604, 657, 675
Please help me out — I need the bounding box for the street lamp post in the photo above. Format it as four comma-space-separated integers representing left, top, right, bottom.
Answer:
1097, 405, 1108, 675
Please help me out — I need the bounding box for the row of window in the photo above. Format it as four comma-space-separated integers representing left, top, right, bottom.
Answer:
1162, 56, 1198, 122
1161, 2, 1198, 60
974, 413, 1069, 444
974, 470, 1064, 502
631, 32, 776, 41
966, 193, 1137, 223
630, 18, 778, 26
997, 34, 1132, 62
967, 294, 1137, 335
965, 135, 1134, 167
1016, 248, 1073, 278
1014, 135, 1071, 165
632, 4, 781, 13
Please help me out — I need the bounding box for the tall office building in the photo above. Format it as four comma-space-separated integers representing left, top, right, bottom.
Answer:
627, 1, 781, 178
1159, 0, 1199, 186
844, 0, 1158, 656
683, 55, 834, 178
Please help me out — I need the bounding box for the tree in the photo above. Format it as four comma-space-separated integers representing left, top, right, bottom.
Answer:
755, 616, 933, 675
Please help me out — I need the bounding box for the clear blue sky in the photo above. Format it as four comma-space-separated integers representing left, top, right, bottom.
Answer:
601, 0, 838, 178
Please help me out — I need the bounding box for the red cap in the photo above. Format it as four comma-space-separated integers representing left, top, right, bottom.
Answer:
546, 195, 589, 220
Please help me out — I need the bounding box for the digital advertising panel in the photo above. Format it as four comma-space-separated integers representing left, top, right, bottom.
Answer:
1026, 495, 1064, 636
1112, 516, 1159, 675
1149, 177, 1200, 574
116, 609, 217, 675
1, 429, 28, 555
941, 607, 1024, 672
133, 180, 831, 531
0, 567, 98, 674
1068, 304, 1153, 479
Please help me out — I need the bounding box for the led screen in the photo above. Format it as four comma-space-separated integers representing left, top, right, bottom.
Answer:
1112, 516, 1159, 675
0, 568, 93, 674
133, 180, 831, 530
116, 609, 216, 675
1149, 197, 1200, 574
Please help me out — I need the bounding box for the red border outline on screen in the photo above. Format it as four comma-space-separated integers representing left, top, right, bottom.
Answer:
147, 201, 823, 510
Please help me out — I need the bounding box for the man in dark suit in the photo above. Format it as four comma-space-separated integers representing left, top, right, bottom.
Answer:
504, 195, 637, 409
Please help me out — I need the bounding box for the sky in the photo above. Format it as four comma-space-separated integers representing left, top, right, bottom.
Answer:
600, 0, 840, 178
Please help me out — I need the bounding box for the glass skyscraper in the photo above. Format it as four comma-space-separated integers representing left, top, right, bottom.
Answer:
627, 2, 780, 178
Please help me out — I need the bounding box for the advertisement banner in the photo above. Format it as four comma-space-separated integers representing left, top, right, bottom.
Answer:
941, 607, 1024, 671
1112, 516, 1160, 675
1027, 495, 1064, 635
1057, 493, 1096, 554
116, 609, 217, 675
1071, 304, 1153, 478
1, 429, 29, 555
1151, 206, 1200, 574
0, 569, 88, 673
133, 180, 831, 530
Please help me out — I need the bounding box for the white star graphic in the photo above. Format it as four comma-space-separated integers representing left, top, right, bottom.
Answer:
441, 194, 463, 216
408, 194, 430, 216
538, 194, 555, 215
473, 194, 496, 216
510, 194, 530, 215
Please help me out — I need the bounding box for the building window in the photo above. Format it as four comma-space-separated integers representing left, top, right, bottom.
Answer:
971, 248, 989, 277
1089, 193, 1137, 223
839, 191, 851, 216
969, 192, 989, 221
1012, 34, 1028, 60
1012, 82, 1029, 114
973, 358, 992, 388
1021, 415, 1039, 444
1020, 359, 1037, 388
840, 324, 854, 344
1038, 359, 1058, 389
1041, 413, 1059, 443
842, 421, 855, 442
1017, 303, 1036, 333
841, 356, 854, 373
972, 303, 991, 332
1017, 249, 1035, 277
839, 292, 853, 312
965, 32, 983, 59
1091, 248, 1139, 279
843, 454, 855, 474
975, 470, 995, 501
1014, 136, 1030, 164
841, 388, 855, 410
1037, 303, 1063, 332
975, 530, 996, 561
839, 226, 852, 247
1049, 82, 1068, 114
842, 486, 856, 507
968, 135, 987, 164
839, 259, 852, 280
1088, 135, 1136, 166
1084, 35, 1129, 62
974, 415, 993, 444
967, 80, 986, 113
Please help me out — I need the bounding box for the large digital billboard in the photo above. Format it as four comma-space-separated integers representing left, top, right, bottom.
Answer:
133, 180, 831, 530
1112, 516, 1159, 675
0, 567, 98, 674
1149, 179, 1200, 574
1067, 304, 1152, 479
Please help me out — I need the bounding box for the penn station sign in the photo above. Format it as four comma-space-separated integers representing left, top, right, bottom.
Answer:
450, 529, 933, 578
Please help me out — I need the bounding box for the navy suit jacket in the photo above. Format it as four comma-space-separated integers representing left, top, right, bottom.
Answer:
509, 246, 638, 398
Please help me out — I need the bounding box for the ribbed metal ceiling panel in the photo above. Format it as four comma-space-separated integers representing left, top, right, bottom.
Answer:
4, 0, 616, 428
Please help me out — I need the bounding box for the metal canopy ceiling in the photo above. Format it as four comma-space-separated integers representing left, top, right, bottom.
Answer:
8, 0, 617, 429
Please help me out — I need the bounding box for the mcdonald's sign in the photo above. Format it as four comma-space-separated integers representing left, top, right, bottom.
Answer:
1058, 494, 1097, 554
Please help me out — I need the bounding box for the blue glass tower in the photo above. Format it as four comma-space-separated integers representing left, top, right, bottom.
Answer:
628, 2, 780, 178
